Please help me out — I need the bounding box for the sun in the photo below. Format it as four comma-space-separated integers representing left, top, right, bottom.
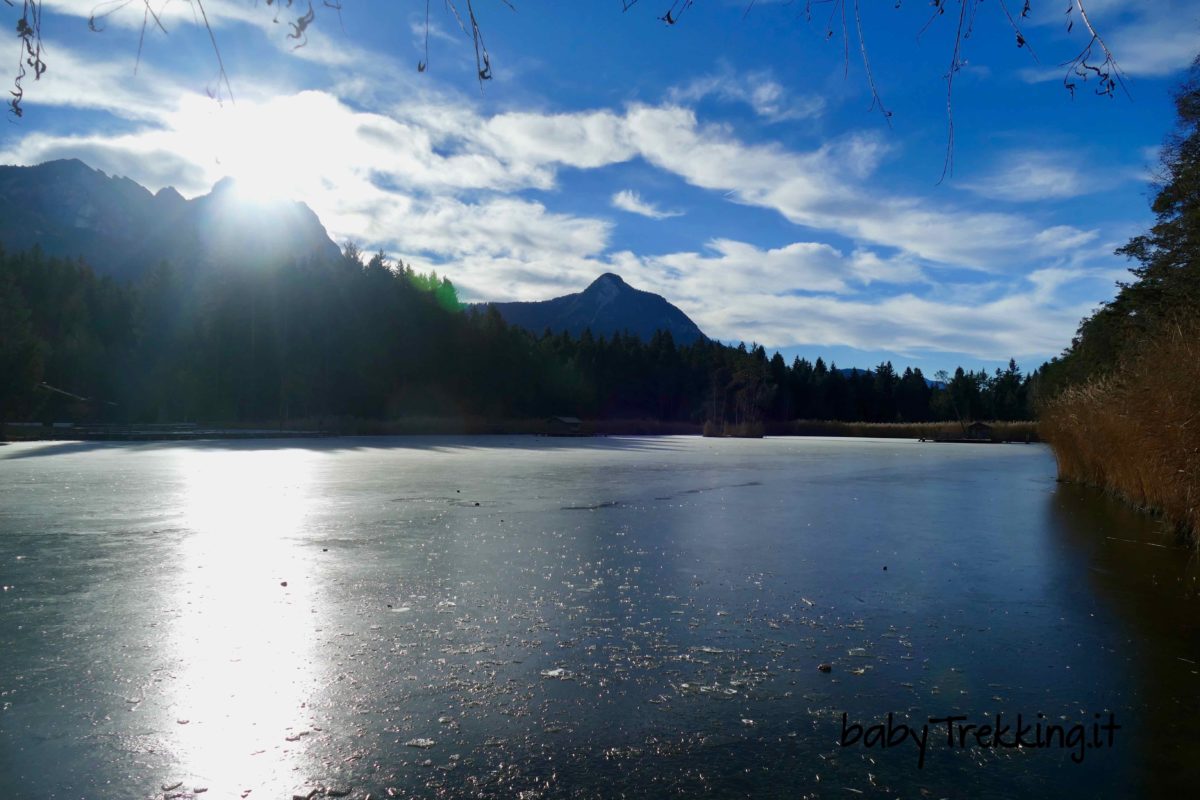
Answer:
216, 164, 289, 206
168, 96, 311, 205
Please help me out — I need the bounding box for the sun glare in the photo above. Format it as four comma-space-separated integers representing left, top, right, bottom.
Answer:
161, 448, 323, 794
220, 166, 288, 206
168, 94, 342, 205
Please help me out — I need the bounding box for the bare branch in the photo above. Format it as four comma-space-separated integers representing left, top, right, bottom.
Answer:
1062, 0, 1129, 101
194, 0, 233, 102
853, 0, 891, 124
997, 0, 1038, 62
839, 0, 848, 80
660, 1, 695, 26
938, 0, 972, 184
443, 0, 499, 90
323, 1, 345, 34
419, 0, 430, 72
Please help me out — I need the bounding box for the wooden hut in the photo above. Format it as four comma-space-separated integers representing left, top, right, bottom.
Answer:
964, 421, 993, 441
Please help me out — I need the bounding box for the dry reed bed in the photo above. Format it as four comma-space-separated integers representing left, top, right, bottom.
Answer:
276, 418, 1038, 440
1040, 321, 1200, 543
766, 419, 1039, 442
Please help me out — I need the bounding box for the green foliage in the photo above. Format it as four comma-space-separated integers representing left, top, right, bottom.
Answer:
1041, 63, 1200, 398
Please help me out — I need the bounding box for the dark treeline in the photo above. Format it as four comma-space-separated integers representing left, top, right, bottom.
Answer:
1, 243, 1034, 429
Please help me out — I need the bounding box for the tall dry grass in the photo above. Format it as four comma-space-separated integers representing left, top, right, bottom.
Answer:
702, 420, 765, 438
765, 419, 1039, 442
1040, 320, 1200, 543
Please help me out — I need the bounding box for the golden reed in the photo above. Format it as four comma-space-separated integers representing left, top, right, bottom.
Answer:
1040, 320, 1200, 545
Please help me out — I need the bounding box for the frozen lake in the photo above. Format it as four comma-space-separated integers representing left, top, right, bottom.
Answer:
1, 436, 1197, 798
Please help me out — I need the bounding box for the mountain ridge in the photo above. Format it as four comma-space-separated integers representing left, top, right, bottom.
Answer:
480, 273, 707, 344
0, 159, 341, 281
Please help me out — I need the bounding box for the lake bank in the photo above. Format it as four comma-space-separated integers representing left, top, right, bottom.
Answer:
1, 417, 1041, 442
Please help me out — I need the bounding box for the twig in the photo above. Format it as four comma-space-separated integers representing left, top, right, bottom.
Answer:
938, 0, 971, 184
997, 0, 1038, 62
1061, 0, 1128, 101
853, 0, 891, 124
9, 0, 45, 117
194, 0, 233, 102
1105, 536, 1170, 549
419, 0, 430, 72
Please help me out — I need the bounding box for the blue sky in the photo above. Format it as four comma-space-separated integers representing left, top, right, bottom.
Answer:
5, 1, 1198, 375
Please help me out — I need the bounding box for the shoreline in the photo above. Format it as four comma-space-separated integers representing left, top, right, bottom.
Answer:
2, 418, 1040, 443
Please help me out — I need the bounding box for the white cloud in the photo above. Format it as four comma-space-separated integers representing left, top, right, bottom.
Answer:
1024, 264, 1126, 305
604, 262, 1097, 359
720, 291, 1094, 360
963, 150, 1112, 202
13, 40, 182, 122
1033, 225, 1101, 252
410, 15, 461, 48
620, 104, 1075, 269
611, 190, 683, 219
847, 249, 927, 285
391, 196, 611, 261
481, 110, 638, 170
642, 239, 926, 298
669, 67, 826, 122
651, 239, 854, 296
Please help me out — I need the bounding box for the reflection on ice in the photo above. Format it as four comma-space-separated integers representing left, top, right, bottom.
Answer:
162, 449, 320, 794
178, 448, 315, 542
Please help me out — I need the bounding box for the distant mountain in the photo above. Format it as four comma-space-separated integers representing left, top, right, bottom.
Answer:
0, 160, 340, 281
837, 366, 944, 389
482, 273, 706, 344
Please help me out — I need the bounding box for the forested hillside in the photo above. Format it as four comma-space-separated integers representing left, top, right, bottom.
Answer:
0, 244, 1034, 432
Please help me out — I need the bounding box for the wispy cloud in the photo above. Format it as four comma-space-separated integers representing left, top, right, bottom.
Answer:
611, 190, 683, 219
622, 105, 1056, 268
962, 149, 1114, 202
669, 67, 826, 122
1033, 225, 1101, 252
9, 40, 183, 122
